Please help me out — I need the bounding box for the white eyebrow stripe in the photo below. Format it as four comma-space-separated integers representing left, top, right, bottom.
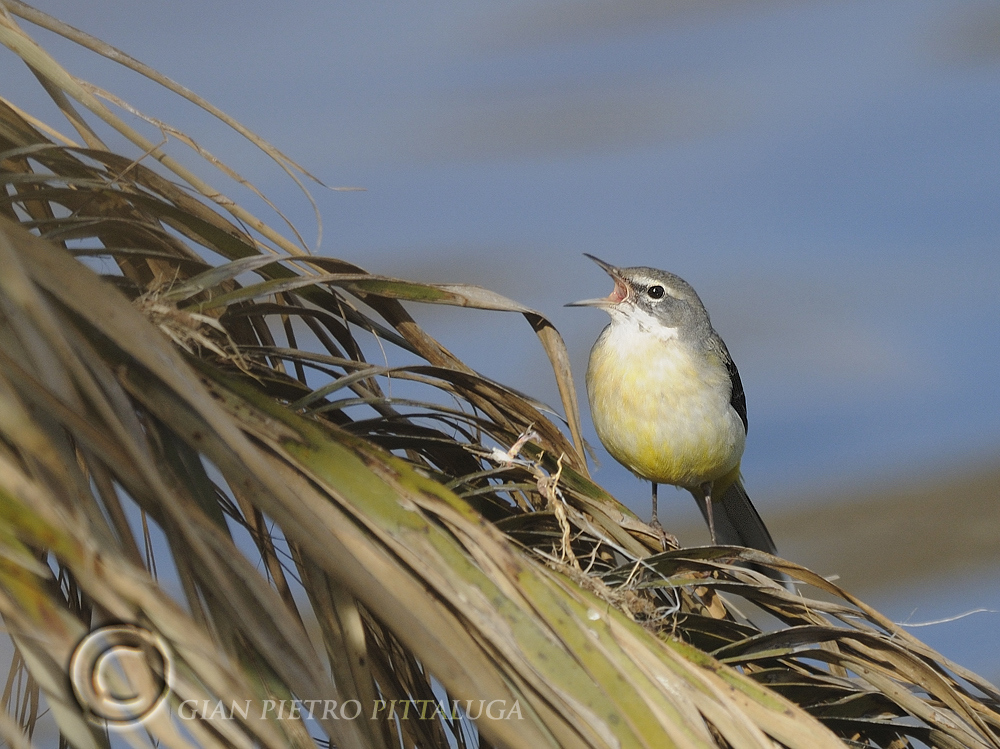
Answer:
632, 276, 681, 299
632, 276, 659, 287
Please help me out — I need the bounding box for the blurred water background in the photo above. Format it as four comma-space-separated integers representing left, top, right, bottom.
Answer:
7, 0, 999, 684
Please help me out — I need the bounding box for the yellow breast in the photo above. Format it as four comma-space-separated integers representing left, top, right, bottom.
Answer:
586, 319, 745, 488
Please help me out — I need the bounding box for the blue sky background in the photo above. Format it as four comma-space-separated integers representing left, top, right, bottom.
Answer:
6, 0, 1000, 681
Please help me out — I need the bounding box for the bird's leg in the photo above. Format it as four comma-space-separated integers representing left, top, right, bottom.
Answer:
648, 482, 676, 550
700, 481, 717, 544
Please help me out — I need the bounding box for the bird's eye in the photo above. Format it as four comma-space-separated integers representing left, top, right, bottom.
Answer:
647, 285, 665, 299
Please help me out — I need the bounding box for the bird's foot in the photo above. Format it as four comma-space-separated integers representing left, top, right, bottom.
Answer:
649, 516, 678, 551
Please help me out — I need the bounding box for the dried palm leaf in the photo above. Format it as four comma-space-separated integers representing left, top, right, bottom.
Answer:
0, 4, 998, 749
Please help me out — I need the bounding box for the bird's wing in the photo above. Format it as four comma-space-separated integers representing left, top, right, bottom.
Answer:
723, 349, 748, 434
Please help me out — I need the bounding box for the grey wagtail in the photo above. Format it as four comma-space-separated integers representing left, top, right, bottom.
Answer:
568, 254, 778, 555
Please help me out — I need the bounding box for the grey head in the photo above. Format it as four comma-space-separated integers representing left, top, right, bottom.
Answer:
566, 254, 714, 341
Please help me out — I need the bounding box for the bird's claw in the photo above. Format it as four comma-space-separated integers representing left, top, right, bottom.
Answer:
649, 516, 677, 551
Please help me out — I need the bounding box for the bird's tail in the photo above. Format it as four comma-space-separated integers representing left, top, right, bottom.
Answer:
702, 478, 778, 554
691, 479, 789, 586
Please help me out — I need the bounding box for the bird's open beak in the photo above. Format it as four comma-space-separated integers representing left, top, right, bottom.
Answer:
565, 253, 629, 308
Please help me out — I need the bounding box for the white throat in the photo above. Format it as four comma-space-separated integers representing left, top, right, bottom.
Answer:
608, 303, 679, 343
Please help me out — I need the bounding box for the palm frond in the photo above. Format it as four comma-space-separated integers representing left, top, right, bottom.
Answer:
0, 3, 998, 748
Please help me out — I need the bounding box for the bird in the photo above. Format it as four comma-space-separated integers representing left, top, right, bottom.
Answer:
567, 254, 778, 556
